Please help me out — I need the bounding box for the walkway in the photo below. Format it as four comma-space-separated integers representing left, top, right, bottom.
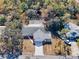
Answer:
34, 46, 44, 56
34, 41, 44, 56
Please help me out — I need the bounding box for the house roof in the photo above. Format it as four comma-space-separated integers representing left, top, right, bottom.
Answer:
68, 22, 79, 30
33, 29, 51, 41
22, 24, 45, 36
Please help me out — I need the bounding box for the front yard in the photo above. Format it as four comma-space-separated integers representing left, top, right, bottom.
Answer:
43, 36, 71, 55
22, 39, 35, 55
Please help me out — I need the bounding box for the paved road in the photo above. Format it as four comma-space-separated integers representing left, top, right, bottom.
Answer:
71, 42, 79, 56
0, 55, 79, 59
18, 55, 27, 59
18, 56, 79, 59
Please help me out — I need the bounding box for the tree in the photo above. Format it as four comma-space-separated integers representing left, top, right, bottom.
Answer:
27, 9, 37, 19
45, 17, 64, 37
27, 0, 33, 8
19, 2, 28, 12
2, 18, 23, 56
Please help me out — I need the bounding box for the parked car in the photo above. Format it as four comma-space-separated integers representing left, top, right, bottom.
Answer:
64, 40, 71, 46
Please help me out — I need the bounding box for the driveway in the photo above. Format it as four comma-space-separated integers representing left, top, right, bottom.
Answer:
34, 41, 44, 56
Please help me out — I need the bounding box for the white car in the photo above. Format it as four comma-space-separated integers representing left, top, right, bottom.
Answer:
64, 40, 71, 46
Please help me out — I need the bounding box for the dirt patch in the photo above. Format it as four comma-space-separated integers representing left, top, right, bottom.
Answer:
22, 39, 35, 55
43, 37, 71, 55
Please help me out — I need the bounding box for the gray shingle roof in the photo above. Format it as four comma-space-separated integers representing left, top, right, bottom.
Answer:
21, 24, 52, 36
22, 27, 43, 36
22, 24, 45, 36
33, 29, 51, 41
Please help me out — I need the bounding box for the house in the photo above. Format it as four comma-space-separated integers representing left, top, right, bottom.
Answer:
22, 23, 52, 40
22, 23, 52, 55
22, 24, 44, 39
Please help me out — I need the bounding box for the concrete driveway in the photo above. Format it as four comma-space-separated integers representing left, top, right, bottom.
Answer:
34, 40, 44, 56
34, 46, 44, 56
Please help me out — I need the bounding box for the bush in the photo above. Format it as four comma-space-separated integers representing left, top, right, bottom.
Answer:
19, 2, 28, 12
27, 0, 32, 8
46, 17, 64, 32
0, 16, 6, 26
27, 10, 37, 19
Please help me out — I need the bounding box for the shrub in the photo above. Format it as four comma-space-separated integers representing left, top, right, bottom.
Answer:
0, 16, 6, 26
19, 2, 28, 12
